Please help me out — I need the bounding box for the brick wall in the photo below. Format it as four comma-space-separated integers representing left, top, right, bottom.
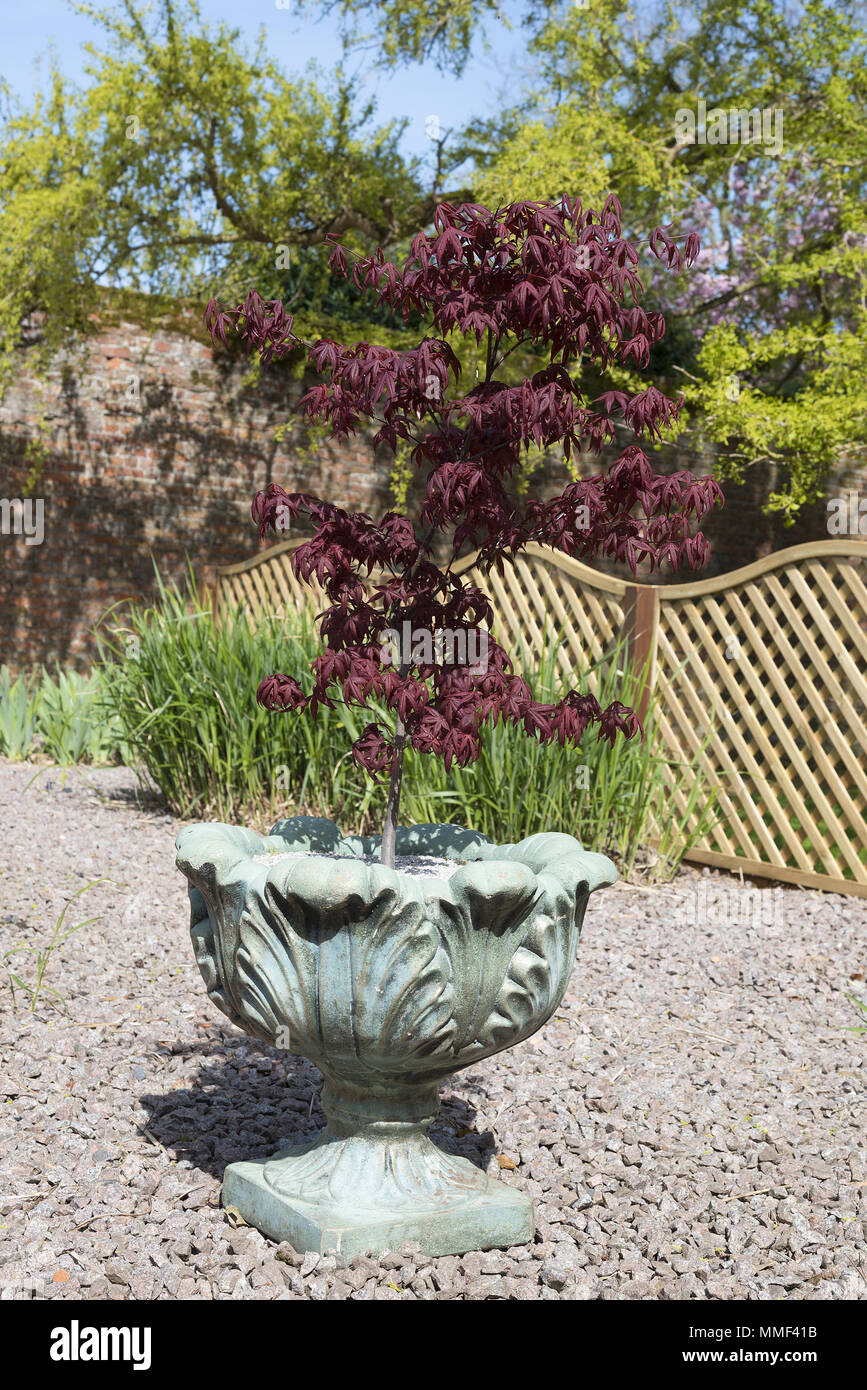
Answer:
0, 318, 863, 672
0, 320, 399, 671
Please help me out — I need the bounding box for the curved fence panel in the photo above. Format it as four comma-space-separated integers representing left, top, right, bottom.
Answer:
214, 538, 867, 896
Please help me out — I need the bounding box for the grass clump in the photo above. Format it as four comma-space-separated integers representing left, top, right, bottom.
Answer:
96, 571, 719, 879
96, 570, 382, 826
0, 665, 126, 764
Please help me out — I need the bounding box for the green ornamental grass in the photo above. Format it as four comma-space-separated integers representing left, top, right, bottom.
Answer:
0, 665, 125, 765
95, 569, 719, 880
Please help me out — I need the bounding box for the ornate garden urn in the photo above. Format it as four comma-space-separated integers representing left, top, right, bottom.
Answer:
175, 816, 615, 1259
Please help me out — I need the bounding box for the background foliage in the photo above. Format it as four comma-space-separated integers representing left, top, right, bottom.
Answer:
0, 663, 126, 763
2, 0, 864, 516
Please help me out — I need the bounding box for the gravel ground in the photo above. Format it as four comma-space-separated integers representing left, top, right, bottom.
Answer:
1, 758, 865, 1302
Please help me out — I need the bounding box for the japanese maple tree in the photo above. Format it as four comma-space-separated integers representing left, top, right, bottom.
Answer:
205, 196, 723, 867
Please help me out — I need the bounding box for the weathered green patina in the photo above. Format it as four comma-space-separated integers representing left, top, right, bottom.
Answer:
176, 817, 615, 1258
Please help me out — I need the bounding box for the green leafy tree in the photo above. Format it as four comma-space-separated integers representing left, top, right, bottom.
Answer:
292, 0, 510, 74
315, 0, 867, 519
0, 0, 471, 399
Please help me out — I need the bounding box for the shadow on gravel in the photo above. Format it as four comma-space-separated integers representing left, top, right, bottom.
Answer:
139, 1042, 493, 1178
104, 785, 167, 808
11, 764, 175, 817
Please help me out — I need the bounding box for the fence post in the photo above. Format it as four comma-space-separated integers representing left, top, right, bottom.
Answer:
197, 564, 219, 619
621, 584, 659, 723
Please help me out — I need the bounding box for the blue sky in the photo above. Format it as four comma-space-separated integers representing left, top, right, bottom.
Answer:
1, 0, 532, 159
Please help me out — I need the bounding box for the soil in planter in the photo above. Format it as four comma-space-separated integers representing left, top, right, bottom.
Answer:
250, 851, 463, 881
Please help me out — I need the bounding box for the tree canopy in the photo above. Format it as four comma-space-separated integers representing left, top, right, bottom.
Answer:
299, 0, 867, 518
0, 0, 456, 392
2, 0, 865, 518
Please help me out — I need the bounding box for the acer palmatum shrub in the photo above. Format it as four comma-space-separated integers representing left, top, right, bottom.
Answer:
206, 196, 723, 868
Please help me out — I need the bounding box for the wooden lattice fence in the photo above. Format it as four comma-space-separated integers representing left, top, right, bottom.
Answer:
213, 538, 867, 897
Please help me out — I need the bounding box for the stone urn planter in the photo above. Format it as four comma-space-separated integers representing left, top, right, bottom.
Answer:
176, 814, 615, 1259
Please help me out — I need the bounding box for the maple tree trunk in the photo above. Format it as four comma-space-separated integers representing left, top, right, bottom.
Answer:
379, 588, 425, 868
380, 715, 407, 869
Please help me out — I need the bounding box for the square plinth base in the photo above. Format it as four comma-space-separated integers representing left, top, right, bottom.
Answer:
222, 1157, 535, 1259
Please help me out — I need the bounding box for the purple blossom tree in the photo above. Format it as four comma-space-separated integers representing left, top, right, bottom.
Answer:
206, 196, 723, 867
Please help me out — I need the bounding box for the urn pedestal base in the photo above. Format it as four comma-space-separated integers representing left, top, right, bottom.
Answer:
221, 1080, 534, 1259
